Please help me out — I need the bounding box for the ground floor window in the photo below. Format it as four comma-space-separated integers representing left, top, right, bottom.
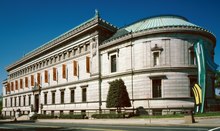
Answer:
18, 96, 21, 106
69, 110, 74, 115
23, 96, 26, 106
152, 109, 162, 116
51, 111, 54, 116
28, 95, 31, 106
44, 93, 47, 105
81, 110, 86, 115
82, 88, 87, 102
70, 90, 75, 103
60, 91, 64, 104
14, 97, 17, 107
52, 92, 56, 104
60, 110, 63, 116
152, 79, 162, 98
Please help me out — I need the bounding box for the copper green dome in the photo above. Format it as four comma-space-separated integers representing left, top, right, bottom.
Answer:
104, 15, 215, 43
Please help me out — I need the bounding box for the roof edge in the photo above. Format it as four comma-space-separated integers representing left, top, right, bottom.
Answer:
6, 12, 118, 71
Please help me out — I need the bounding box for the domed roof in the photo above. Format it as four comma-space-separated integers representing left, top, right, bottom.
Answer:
104, 15, 214, 44
125, 15, 198, 32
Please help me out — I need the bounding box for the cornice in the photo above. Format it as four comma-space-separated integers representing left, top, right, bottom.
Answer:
101, 66, 197, 80
6, 16, 118, 72
100, 26, 216, 50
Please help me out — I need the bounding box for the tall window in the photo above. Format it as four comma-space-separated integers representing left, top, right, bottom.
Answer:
31, 75, 34, 86
190, 78, 197, 97
28, 95, 31, 106
11, 82, 14, 91
5, 99, 7, 107
62, 64, 66, 79
37, 73, 41, 85
6, 83, 10, 94
52, 92, 56, 104
15, 80, 18, 90
44, 93, 47, 105
10, 97, 13, 107
111, 55, 117, 73
18, 96, 21, 106
70, 90, 75, 103
60, 91, 64, 104
153, 52, 160, 66
73, 61, 78, 76
86, 56, 90, 73
14, 97, 17, 107
23, 96, 26, 106
190, 51, 196, 65
152, 79, 162, 98
25, 77, 28, 88
45, 70, 48, 83
53, 68, 57, 81
82, 88, 87, 102
20, 79, 23, 89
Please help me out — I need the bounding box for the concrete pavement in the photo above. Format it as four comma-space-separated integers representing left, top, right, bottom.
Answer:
1, 117, 220, 127
35, 117, 220, 127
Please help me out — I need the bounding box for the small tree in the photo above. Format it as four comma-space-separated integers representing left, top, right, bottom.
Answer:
106, 79, 131, 113
0, 95, 2, 115
215, 70, 220, 88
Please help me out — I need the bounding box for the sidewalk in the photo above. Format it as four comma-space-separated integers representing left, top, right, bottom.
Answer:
35, 117, 220, 127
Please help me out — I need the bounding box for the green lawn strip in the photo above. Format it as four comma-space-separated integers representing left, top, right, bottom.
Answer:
194, 112, 220, 117
131, 114, 184, 119
131, 112, 220, 119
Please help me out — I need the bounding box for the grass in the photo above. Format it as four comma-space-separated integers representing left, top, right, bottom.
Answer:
132, 114, 184, 119
194, 112, 220, 117
215, 95, 220, 99
131, 112, 220, 119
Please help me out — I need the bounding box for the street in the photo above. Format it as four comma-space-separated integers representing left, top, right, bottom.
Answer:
0, 122, 220, 131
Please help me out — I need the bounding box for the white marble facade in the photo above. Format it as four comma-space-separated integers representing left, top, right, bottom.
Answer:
2, 14, 217, 116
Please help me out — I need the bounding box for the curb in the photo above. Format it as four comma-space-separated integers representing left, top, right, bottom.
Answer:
36, 119, 220, 128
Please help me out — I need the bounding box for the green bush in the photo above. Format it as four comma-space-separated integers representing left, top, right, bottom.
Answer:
29, 114, 38, 120
106, 79, 131, 113
0, 115, 11, 120
59, 114, 86, 119
91, 113, 125, 119
37, 114, 56, 119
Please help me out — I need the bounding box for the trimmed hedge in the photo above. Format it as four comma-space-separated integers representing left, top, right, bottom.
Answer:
59, 114, 86, 119
37, 114, 56, 119
0, 115, 11, 120
91, 113, 125, 119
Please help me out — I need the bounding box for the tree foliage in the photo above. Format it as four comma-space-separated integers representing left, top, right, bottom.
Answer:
0, 95, 2, 114
106, 79, 131, 112
215, 71, 220, 88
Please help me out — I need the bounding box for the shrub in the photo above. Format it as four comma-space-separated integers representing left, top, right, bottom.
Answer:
0, 115, 11, 120
59, 114, 86, 119
30, 113, 38, 120
37, 114, 56, 119
91, 113, 125, 119
106, 79, 131, 113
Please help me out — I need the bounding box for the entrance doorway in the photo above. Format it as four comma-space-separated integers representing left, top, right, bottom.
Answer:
34, 94, 39, 113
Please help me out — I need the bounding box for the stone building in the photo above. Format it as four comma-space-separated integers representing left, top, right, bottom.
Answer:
2, 13, 217, 116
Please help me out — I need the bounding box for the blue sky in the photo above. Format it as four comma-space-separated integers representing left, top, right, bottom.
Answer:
0, 0, 220, 94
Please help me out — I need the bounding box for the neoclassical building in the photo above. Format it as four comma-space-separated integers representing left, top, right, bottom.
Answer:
2, 12, 218, 116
